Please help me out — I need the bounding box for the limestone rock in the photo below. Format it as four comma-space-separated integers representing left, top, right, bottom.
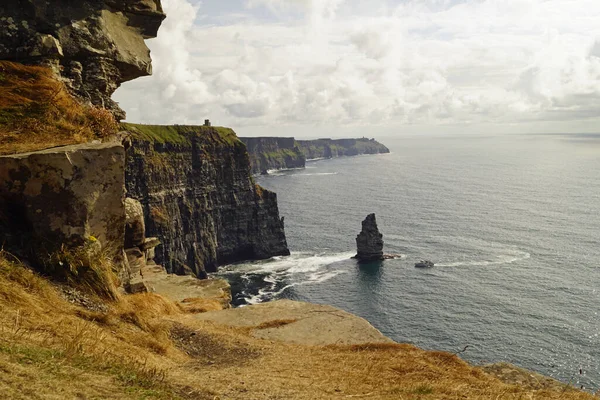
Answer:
355, 213, 384, 262
0, 142, 127, 275
140, 237, 160, 252
0, 0, 165, 119
139, 264, 232, 310
296, 138, 390, 160
127, 279, 149, 294
125, 247, 145, 274
195, 300, 394, 345
124, 198, 145, 248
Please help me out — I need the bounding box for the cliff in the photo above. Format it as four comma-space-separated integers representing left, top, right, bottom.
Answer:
241, 136, 390, 174
297, 137, 390, 160
239, 137, 305, 174
0, 0, 165, 120
123, 123, 290, 279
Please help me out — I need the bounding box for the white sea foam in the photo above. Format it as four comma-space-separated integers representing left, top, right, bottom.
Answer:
221, 252, 353, 304
221, 251, 354, 275
436, 250, 531, 267
291, 172, 338, 177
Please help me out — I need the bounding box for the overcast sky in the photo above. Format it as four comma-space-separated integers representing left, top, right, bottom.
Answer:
113, 0, 600, 138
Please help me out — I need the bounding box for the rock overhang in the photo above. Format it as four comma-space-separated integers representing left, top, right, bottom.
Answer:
0, 0, 165, 119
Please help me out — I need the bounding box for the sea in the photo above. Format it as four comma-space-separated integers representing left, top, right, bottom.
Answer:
216, 133, 600, 390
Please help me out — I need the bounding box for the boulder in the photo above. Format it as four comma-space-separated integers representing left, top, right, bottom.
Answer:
124, 198, 145, 248
0, 142, 127, 272
354, 213, 384, 262
125, 247, 145, 273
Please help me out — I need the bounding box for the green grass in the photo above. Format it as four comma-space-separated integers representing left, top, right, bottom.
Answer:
122, 123, 243, 150
121, 123, 191, 145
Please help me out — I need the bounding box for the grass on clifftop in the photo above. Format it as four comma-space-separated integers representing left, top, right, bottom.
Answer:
0, 61, 118, 155
122, 123, 241, 148
0, 251, 595, 399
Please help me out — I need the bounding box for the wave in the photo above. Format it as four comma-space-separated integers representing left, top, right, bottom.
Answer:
436, 250, 530, 267
219, 251, 353, 305
266, 170, 337, 177
291, 172, 338, 177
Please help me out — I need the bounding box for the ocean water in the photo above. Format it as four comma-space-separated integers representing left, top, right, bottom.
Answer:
216, 133, 600, 390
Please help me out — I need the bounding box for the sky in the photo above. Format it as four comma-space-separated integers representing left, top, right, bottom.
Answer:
113, 0, 600, 138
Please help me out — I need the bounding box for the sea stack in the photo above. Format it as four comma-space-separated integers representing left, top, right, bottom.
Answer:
355, 214, 384, 262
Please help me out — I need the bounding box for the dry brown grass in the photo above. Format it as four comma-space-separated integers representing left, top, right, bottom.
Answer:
43, 243, 121, 300
0, 253, 595, 399
179, 297, 226, 313
0, 61, 118, 155
254, 318, 298, 329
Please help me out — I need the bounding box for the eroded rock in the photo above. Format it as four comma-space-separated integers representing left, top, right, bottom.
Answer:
195, 300, 394, 345
124, 197, 145, 248
0, 0, 165, 119
125, 124, 290, 279
354, 213, 384, 262
0, 142, 127, 276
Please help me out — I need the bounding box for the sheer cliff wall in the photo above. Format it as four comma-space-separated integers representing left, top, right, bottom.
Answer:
241, 137, 390, 173
0, 0, 165, 119
239, 137, 305, 174
124, 124, 290, 278
297, 138, 390, 160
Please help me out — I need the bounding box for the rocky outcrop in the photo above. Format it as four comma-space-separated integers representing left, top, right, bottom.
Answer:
124, 197, 145, 249
354, 214, 384, 262
137, 264, 232, 312
0, 142, 128, 278
239, 137, 305, 174
297, 138, 390, 160
0, 0, 165, 119
241, 137, 390, 174
195, 299, 394, 345
124, 124, 290, 279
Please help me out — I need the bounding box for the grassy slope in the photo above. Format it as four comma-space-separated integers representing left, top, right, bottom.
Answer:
122, 123, 242, 148
0, 61, 118, 155
0, 253, 593, 400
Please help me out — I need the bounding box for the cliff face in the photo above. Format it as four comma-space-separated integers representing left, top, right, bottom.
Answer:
124, 124, 290, 278
0, 142, 129, 283
297, 138, 390, 160
0, 0, 165, 119
241, 137, 390, 174
240, 137, 305, 174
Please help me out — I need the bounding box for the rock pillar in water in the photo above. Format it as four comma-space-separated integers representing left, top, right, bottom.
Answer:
355, 213, 384, 262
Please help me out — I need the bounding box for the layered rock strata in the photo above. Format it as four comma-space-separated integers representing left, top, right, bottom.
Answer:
354, 213, 384, 262
124, 124, 290, 279
241, 137, 390, 174
0, 142, 128, 278
195, 299, 394, 345
297, 138, 390, 160
0, 0, 165, 119
239, 137, 305, 174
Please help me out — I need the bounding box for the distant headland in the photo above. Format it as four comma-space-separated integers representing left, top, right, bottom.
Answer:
240, 136, 390, 174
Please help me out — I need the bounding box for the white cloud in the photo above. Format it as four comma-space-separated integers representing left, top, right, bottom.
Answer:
113, 0, 600, 136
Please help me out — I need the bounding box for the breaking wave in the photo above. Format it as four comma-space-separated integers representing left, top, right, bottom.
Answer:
217, 252, 354, 305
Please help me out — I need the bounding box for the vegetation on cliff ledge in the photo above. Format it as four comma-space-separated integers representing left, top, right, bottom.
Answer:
122, 123, 242, 148
0, 61, 118, 155
0, 252, 592, 399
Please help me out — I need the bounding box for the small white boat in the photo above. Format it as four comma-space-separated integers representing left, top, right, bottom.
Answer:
415, 260, 435, 268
